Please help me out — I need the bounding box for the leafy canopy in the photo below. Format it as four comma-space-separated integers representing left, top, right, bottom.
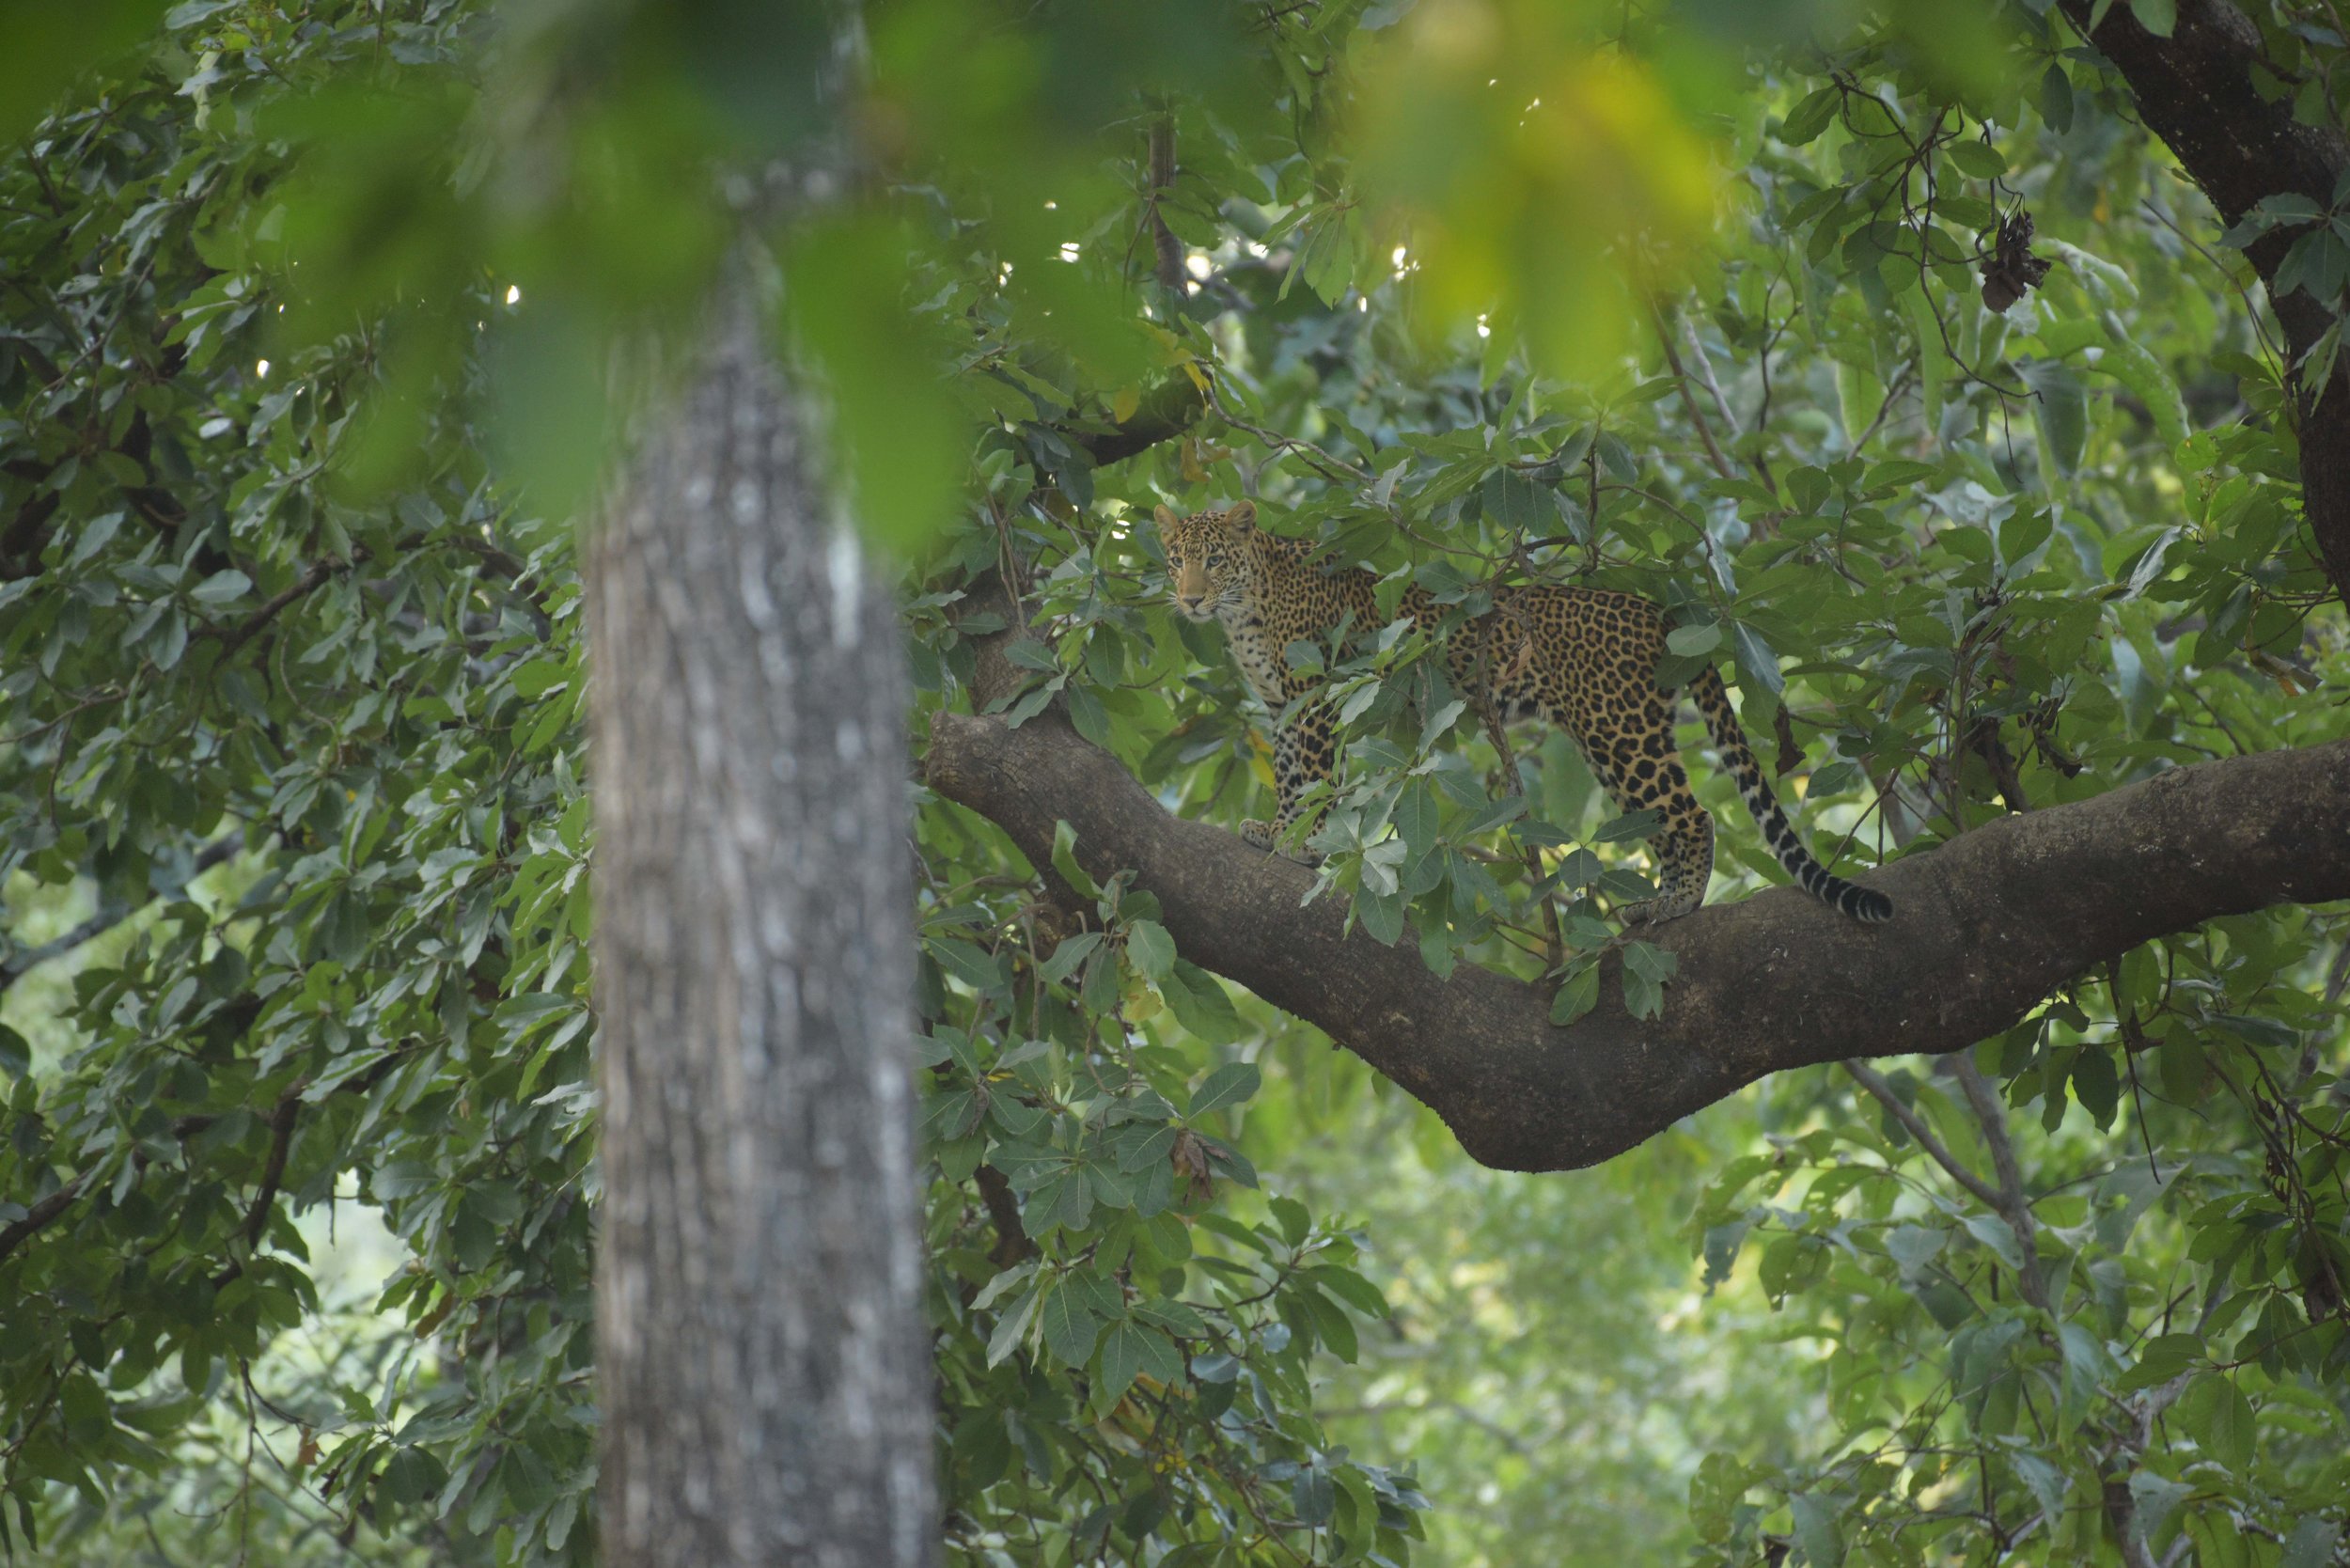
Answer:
2, 1, 2345, 1566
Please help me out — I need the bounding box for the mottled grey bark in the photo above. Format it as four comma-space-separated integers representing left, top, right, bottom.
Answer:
588, 270, 936, 1568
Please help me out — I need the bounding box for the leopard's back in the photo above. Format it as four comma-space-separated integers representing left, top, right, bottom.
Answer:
1154, 500, 1889, 924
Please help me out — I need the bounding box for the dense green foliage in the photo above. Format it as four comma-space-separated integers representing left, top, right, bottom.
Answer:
3, 1, 2345, 1566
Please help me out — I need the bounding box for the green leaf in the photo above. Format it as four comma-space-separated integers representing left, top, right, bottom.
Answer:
984, 1285, 1040, 1368
1065, 682, 1111, 745
2178, 1372, 2256, 1472
1394, 778, 1440, 855
1666, 621, 1721, 656
1944, 141, 2007, 180
1996, 505, 2052, 567
2119, 1333, 2205, 1391
1040, 1280, 1101, 1368
1096, 1321, 1167, 1405
1961, 1214, 2026, 1271
1124, 918, 1174, 981
1049, 819, 1100, 899
1037, 931, 1101, 985
2128, 0, 2177, 35
1790, 1492, 1845, 1567
2071, 1046, 2120, 1129
1622, 940, 1678, 984
1549, 963, 1599, 1025
2019, 359, 2089, 480
1622, 966, 1664, 1021
2284, 1517, 2342, 1568
189, 568, 252, 604
1731, 622, 1784, 696
1159, 960, 1243, 1043
1305, 1265, 1390, 1319
2038, 64, 2075, 133
1304, 1289, 1358, 1362
787, 215, 971, 551
1188, 1061, 1261, 1117
1780, 87, 1840, 146
1595, 808, 1663, 843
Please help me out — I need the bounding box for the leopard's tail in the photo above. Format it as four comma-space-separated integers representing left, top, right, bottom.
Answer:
1688, 665, 1892, 924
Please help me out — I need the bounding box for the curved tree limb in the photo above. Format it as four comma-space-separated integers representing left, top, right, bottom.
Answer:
2057, 0, 2350, 604
927, 701, 2350, 1172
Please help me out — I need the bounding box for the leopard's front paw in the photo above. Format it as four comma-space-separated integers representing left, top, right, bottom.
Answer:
1240, 820, 1324, 866
1619, 895, 1698, 928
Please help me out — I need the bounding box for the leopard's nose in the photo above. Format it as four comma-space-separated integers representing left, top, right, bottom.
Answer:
1176, 593, 1206, 615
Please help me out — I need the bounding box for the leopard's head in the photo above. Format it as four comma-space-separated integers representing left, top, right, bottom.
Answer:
1154, 501, 1258, 622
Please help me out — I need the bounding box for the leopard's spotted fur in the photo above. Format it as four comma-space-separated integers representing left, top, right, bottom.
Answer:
1157, 500, 1892, 925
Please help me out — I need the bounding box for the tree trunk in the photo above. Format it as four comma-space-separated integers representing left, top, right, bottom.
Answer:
2056, 0, 2350, 606
588, 269, 937, 1568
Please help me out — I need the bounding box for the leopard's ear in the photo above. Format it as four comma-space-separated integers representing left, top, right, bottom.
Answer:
1152, 504, 1183, 541
1226, 500, 1257, 535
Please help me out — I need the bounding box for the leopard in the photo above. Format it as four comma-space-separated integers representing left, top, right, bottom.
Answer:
1155, 499, 1893, 925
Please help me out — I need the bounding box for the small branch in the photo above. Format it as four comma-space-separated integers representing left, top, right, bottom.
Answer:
1842, 1059, 2004, 1210
3, 1050, 410, 1275
0, 832, 242, 996
444, 532, 528, 584
1067, 374, 1206, 467
202, 559, 343, 664
974, 1163, 1035, 1269
241, 1084, 306, 1247
0, 1172, 91, 1265
1147, 117, 1186, 294
1649, 299, 1739, 483
1950, 1052, 2046, 1309
2053, 0, 2350, 606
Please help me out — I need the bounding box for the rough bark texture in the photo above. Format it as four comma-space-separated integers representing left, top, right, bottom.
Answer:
2058, 0, 2350, 604
588, 275, 937, 1568
928, 692, 2350, 1173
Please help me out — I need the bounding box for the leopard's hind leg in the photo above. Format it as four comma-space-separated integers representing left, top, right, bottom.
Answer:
1551, 684, 1716, 926
1241, 698, 1338, 865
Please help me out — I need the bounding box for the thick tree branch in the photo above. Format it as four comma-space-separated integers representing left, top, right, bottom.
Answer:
926, 701, 2350, 1172
2057, 0, 2350, 603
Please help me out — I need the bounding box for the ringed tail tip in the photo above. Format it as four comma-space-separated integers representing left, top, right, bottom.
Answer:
1840, 886, 1894, 924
